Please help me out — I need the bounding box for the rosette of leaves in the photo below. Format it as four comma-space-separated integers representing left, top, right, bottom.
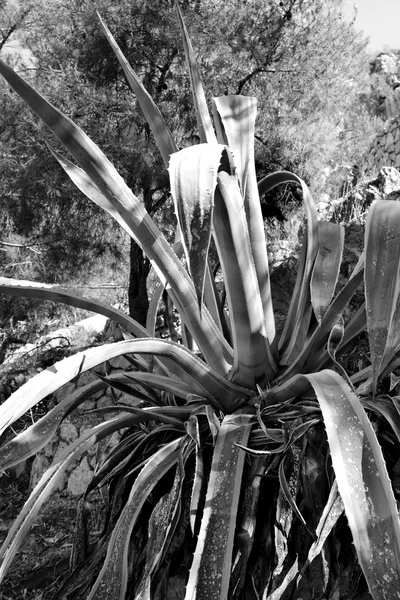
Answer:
1, 3, 400, 599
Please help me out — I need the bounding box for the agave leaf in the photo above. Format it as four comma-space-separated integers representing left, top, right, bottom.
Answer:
86, 425, 176, 493
188, 418, 205, 535
314, 303, 367, 372
276, 480, 344, 594
0, 59, 231, 374
0, 390, 187, 474
259, 172, 319, 364
212, 95, 256, 194
0, 338, 249, 440
305, 370, 400, 599
146, 280, 165, 337
277, 267, 364, 383
203, 261, 230, 340
277, 446, 313, 539
96, 404, 189, 428
212, 95, 276, 349
124, 371, 195, 400
136, 459, 185, 600
0, 414, 145, 584
303, 480, 344, 569
0, 341, 138, 437
200, 404, 220, 444
310, 221, 344, 324
365, 200, 400, 394
362, 395, 400, 443
49, 141, 187, 365
230, 456, 266, 600
265, 558, 299, 600
86, 436, 184, 600
48, 145, 143, 237
174, 0, 216, 144
117, 339, 250, 410
187, 405, 222, 535
96, 12, 177, 167
185, 410, 254, 600
0, 379, 106, 470
0, 276, 148, 338
95, 372, 159, 405
146, 240, 184, 327
240, 418, 319, 456
273, 448, 300, 582
380, 290, 400, 376
169, 144, 224, 308
325, 322, 353, 387
213, 171, 276, 387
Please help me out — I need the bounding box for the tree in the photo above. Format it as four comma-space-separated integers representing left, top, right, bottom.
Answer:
0, 0, 377, 324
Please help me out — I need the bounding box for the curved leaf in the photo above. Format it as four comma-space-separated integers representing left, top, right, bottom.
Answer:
365, 200, 400, 394
174, 0, 216, 144
169, 144, 224, 308
277, 267, 364, 383
259, 172, 319, 365
97, 12, 177, 167
125, 371, 196, 400
185, 411, 254, 600
0, 339, 250, 440
0, 379, 106, 470
0, 276, 148, 338
86, 436, 185, 600
136, 460, 184, 599
212, 95, 276, 349
305, 370, 400, 599
314, 303, 367, 372
213, 171, 276, 387
362, 395, 400, 443
311, 221, 344, 324
0, 59, 231, 375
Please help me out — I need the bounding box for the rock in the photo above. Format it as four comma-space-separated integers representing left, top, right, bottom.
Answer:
42, 440, 58, 458
59, 422, 79, 443
108, 431, 122, 448
385, 131, 394, 149
77, 371, 98, 387
13, 372, 26, 387
377, 167, 400, 194
78, 398, 96, 412
53, 382, 77, 403
67, 457, 93, 496
103, 319, 123, 341
29, 454, 50, 490
97, 396, 113, 409
118, 392, 143, 407
107, 355, 133, 370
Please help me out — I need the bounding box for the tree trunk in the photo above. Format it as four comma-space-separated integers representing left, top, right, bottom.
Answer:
128, 238, 150, 327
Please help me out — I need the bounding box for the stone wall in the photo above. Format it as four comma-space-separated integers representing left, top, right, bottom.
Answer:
364, 116, 400, 173
363, 51, 400, 173
2, 316, 141, 496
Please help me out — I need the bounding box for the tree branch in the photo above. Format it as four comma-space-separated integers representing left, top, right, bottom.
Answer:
236, 67, 295, 95
0, 7, 32, 52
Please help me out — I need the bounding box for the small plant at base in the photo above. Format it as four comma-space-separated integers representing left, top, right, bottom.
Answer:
0, 2, 400, 599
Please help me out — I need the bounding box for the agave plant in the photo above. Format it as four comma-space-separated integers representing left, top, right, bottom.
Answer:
1, 3, 400, 599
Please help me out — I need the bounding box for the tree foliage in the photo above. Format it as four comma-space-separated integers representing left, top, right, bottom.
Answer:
0, 0, 379, 321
